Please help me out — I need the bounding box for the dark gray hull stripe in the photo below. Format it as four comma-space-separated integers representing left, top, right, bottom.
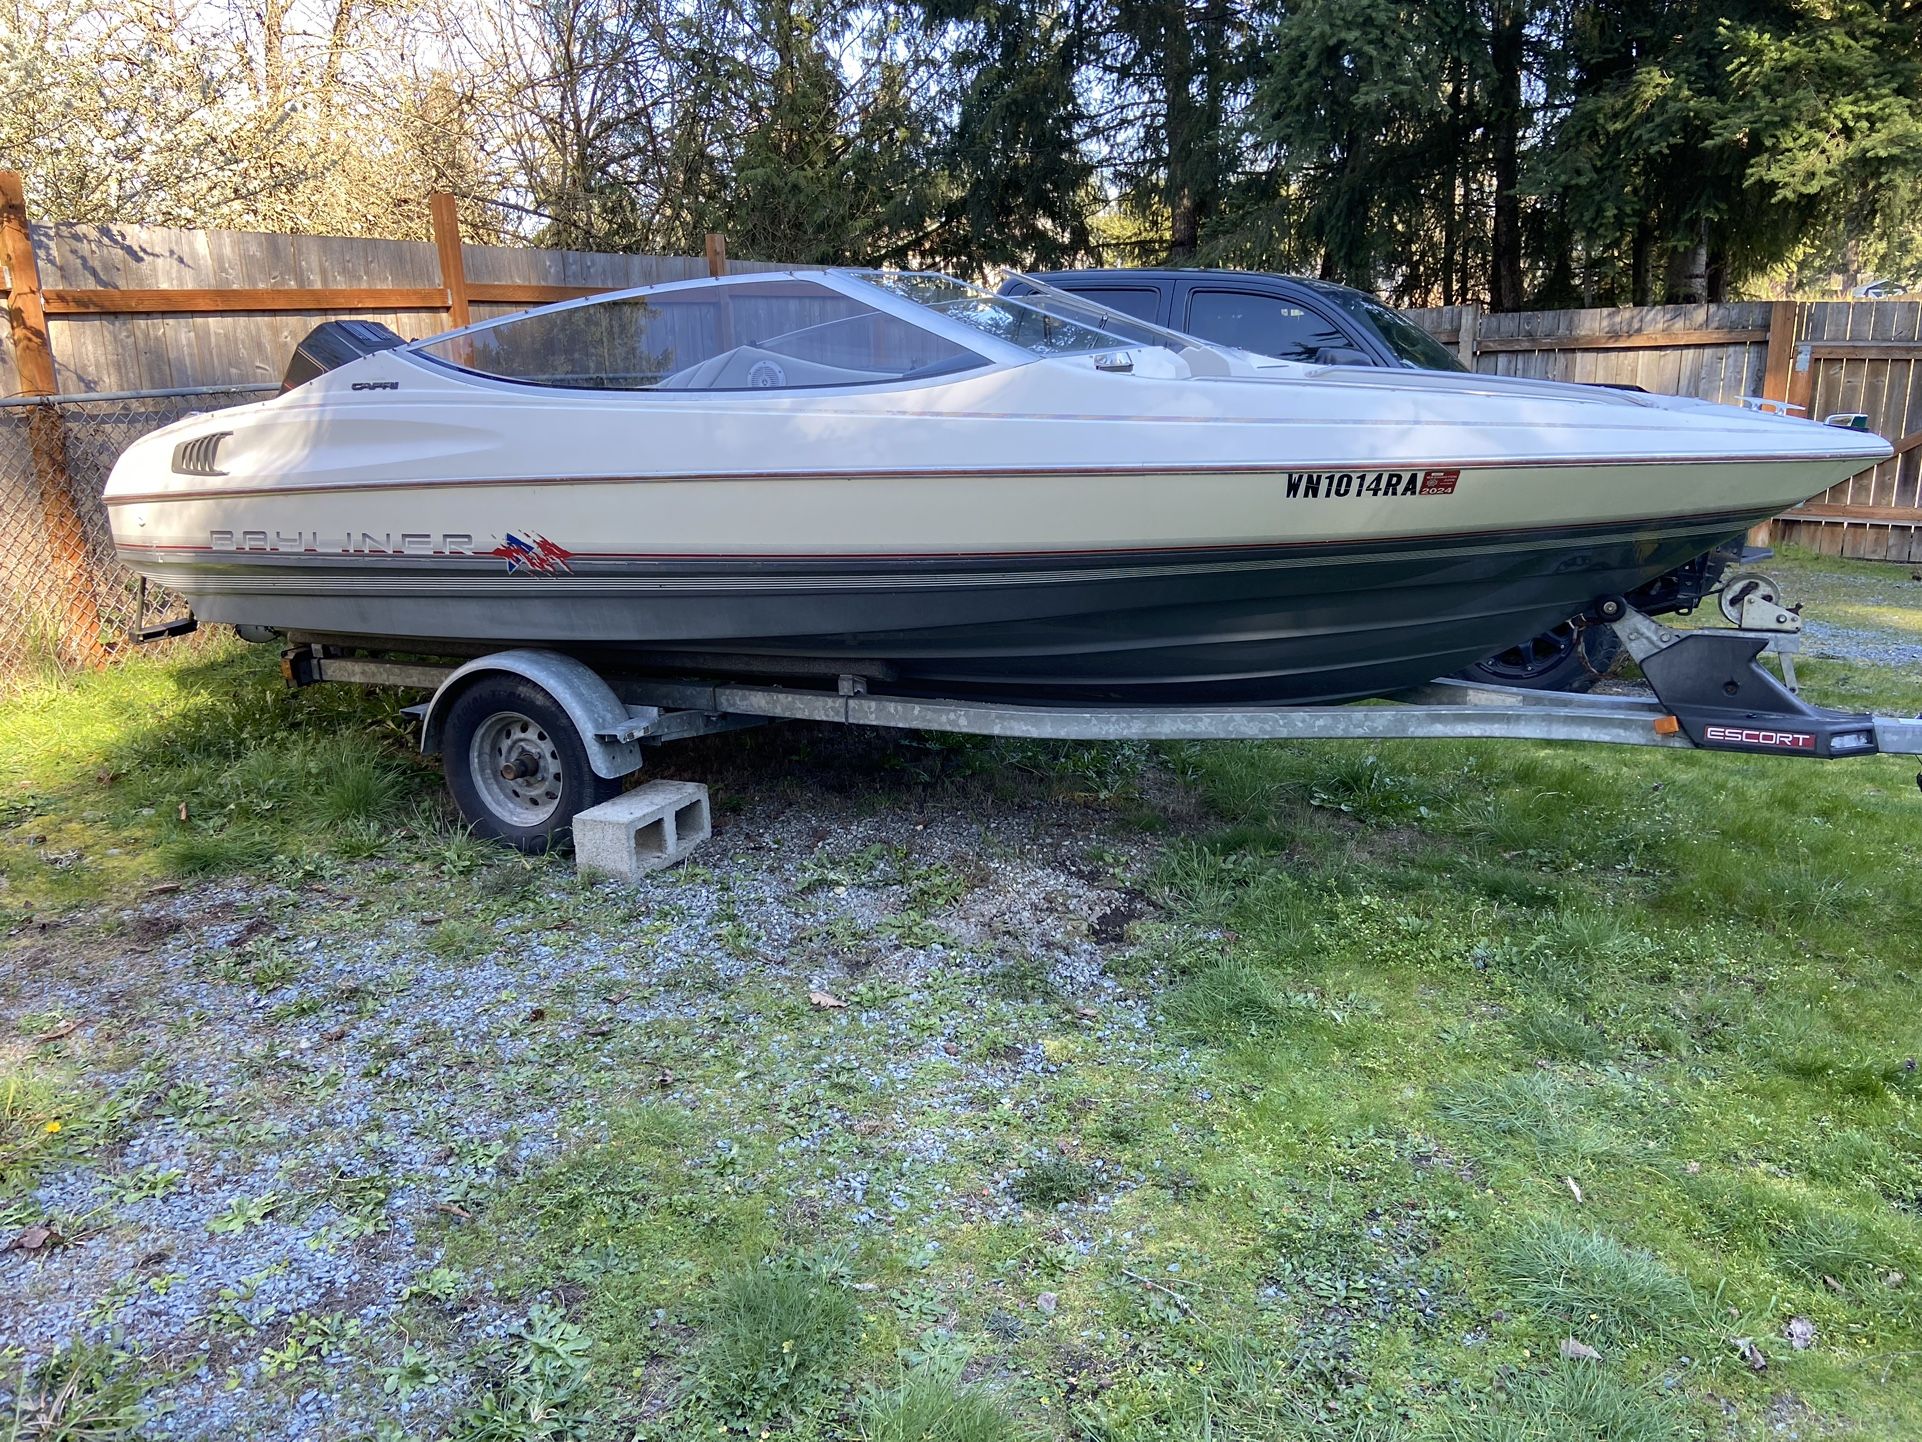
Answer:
118, 509, 1762, 595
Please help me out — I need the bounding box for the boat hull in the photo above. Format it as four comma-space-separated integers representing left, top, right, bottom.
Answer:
120, 503, 1761, 704
104, 307, 1893, 704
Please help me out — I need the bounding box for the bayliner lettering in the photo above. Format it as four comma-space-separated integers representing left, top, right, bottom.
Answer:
1283, 468, 1462, 499
1703, 725, 1817, 751
212, 530, 476, 555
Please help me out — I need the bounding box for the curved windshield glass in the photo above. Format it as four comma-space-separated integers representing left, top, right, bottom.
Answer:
995, 271, 1244, 358
857, 271, 1166, 358
412, 278, 987, 391
1315, 286, 1467, 372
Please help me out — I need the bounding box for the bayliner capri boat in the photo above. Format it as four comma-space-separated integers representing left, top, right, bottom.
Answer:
106, 270, 1891, 705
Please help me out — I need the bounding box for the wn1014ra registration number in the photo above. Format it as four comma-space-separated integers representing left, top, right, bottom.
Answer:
1284, 468, 1461, 499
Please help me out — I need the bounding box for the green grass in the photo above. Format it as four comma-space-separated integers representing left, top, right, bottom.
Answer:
1, 1341, 151, 1441
1008, 1155, 1098, 1208
0, 637, 447, 914
863, 1363, 1029, 1442
1435, 1364, 1687, 1442
5, 548, 1922, 1438
693, 1256, 863, 1428
1487, 1219, 1699, 1342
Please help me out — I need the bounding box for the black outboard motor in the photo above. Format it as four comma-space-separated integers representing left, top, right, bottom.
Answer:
281, 319, 407, 391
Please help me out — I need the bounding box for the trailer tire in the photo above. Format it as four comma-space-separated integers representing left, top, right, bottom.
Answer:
440, 677, 621, 853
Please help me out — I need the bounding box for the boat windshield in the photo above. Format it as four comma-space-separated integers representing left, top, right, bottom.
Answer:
410, 278, 990, 391
991, 271, 1247, 358
856, 271, 1208, 359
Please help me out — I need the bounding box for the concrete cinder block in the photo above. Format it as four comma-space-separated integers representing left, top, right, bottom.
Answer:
573, 780, 711, 881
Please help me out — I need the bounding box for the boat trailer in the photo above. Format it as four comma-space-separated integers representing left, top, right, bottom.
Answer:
275, 584, 1922, 872
283, 595, 1922, 758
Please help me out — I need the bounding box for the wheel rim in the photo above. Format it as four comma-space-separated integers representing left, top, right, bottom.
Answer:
1478, 622, 1582, 682
469, 710, 565, 828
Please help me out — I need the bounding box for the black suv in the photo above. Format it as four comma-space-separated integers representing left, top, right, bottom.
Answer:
1004, 268, 1470, 374
1002, 268, 1664, 693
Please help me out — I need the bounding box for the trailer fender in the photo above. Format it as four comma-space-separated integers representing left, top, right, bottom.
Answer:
419, 650, 644, 780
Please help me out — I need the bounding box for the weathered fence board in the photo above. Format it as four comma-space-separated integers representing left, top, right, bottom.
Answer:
1775, 299, 1922, 562
7, 203, 777, 394
1402, 300, 1775, 404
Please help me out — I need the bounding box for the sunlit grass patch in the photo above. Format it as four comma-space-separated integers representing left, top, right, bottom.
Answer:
1008, 1155, 1097, 1208
690, 1254, 861, 1429
424, 917, 493, 961
1436, 1363, 1687, 1442
0, 640, 435, 910
1487, 1219, 1698, 1342
1438, 1066, 1668, 1165
862, 1360, 1029, 1442
1, 1066, 75, 1193
1162, 956, 1301, 1040
0, 1339, 152, 1440
157, 827, 280, 877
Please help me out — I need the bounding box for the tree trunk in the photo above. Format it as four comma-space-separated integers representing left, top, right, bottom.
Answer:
262, 0, 294, 106
1487, 2, 1525, 311
1840, 232, 1862, 294
1668, 222, 1708, 304
1164, 1, 1199, 262
1630, 217, 1654, 306
1442, 64, 1462, 307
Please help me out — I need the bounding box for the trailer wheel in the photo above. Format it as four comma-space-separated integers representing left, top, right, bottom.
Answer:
1458, 619, 1623, 694
440, 677, 620, 853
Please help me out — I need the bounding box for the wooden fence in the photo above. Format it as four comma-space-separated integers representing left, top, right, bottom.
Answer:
0, 176, 766, 396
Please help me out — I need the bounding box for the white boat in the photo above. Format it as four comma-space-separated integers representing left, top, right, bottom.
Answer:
105, 270, 1890, 704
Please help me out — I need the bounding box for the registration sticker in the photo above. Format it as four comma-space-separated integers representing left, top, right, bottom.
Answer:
1282, 468, 1465, 500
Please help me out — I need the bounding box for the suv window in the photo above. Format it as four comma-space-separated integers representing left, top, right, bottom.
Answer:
1314, 286, 1467, 372
1068, 287, 1161, 324
1185, 289, 1352, 363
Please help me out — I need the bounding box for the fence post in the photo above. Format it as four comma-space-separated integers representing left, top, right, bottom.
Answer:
1760, 299, 1798, 406
705, 233, 729, 278
429, 192, 470, 329
1456, 303, 1480, 369
1751, 300, 1806, 547
1, 170, 110, 669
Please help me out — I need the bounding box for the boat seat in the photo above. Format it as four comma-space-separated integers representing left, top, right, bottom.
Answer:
655, 345, 892, 391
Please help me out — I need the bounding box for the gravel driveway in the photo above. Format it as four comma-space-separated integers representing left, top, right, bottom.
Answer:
3, 728, 1186, 1437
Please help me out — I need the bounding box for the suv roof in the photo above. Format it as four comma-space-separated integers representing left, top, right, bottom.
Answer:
1026, 267, 1357, 297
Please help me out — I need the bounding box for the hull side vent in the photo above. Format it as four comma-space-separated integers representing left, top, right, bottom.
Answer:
171, 432, 231, 477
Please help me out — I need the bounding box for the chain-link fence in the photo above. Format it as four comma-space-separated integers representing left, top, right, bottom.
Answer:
0, 387, 272, 687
